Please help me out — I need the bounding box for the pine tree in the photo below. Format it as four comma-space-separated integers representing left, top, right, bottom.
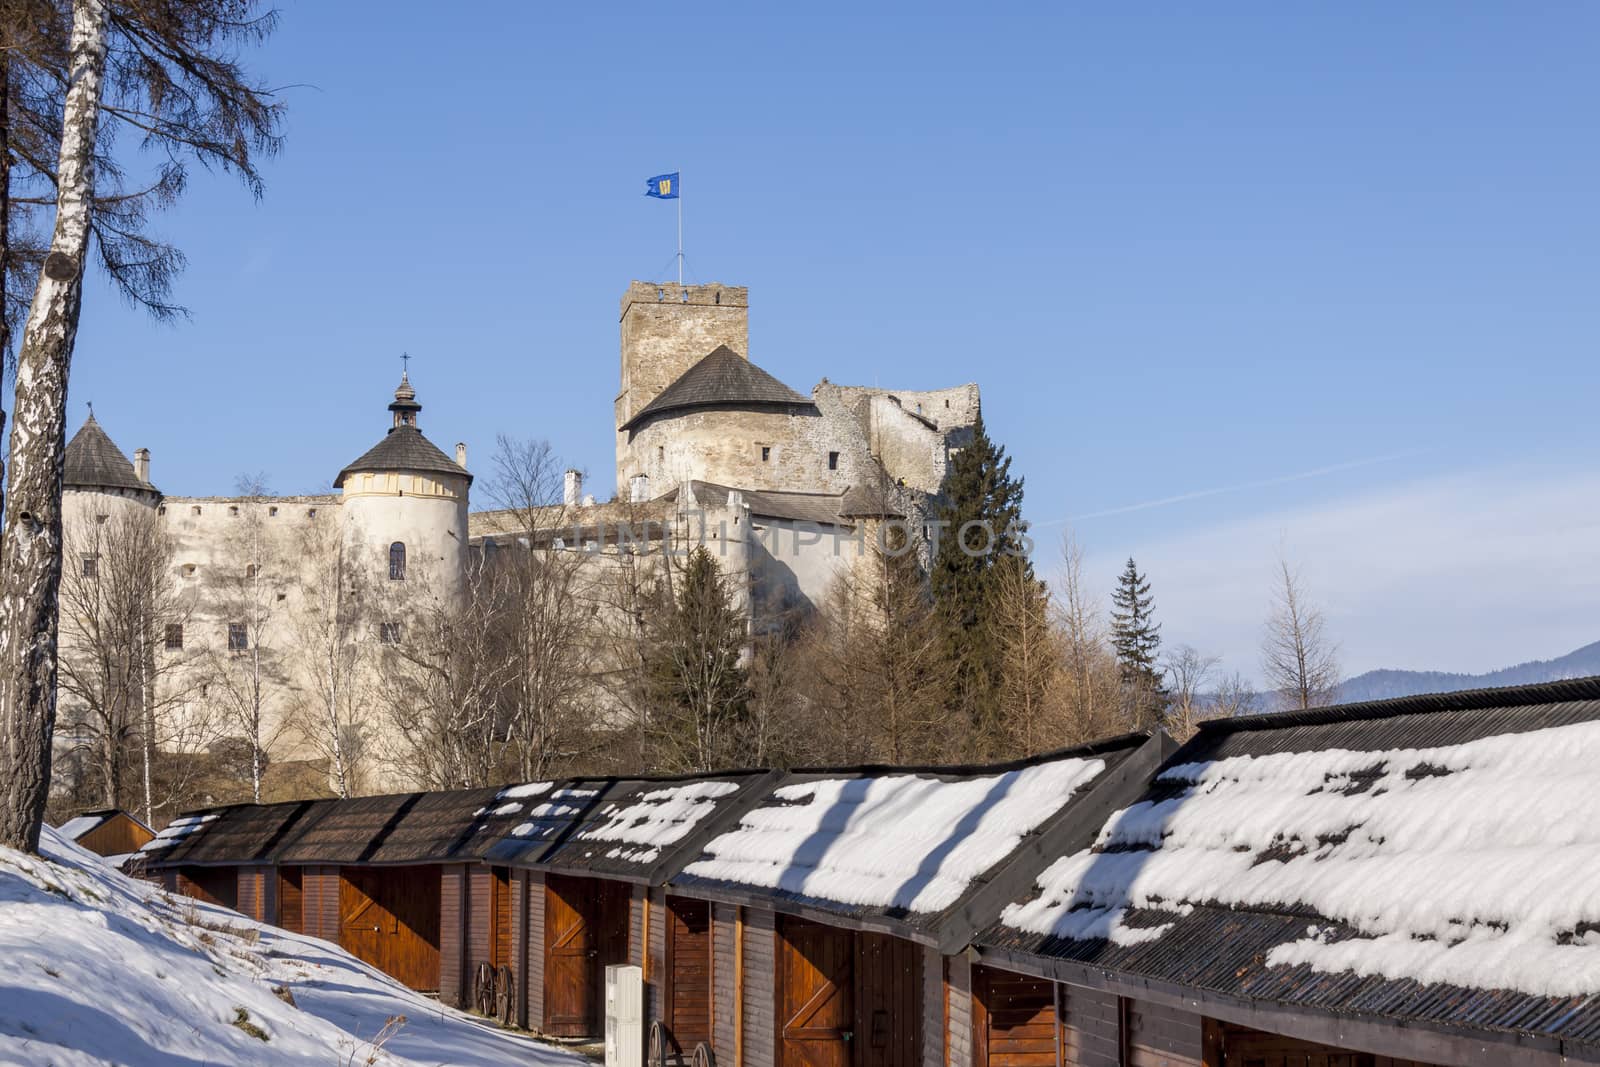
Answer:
1109, 557, 1166, 728
641, 547, 751, 773
930, 412, 1031, 738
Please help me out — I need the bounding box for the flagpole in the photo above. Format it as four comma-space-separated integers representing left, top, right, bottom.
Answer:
676, 170, 683, 285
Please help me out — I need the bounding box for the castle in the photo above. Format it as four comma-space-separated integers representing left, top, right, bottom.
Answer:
56, 280, 979, 796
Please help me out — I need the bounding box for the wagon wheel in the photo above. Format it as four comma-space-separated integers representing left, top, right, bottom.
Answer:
648, 1020, 673, 1067
472, 961, 496, 1016
495, 964, 515, 1026
692, 1042, 715, 1067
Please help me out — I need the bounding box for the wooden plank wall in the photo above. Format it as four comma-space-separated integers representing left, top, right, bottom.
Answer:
1219, 1023, 1445, 1067
277, 868, 303, 933
743, 908, 776, 1067
237, 868, 262, 922
467, 865, 493, 991
921, 946, 945, 1067
1061, 985, 1121, 1067
440, 864, 468, 1008
667, 897, 713, 1052
77, 814, 154, 857
946, 955, 973, 1067
712, 903, 739, 1061
1126, 997, 1204, 1067
300, 866, 340, 942
649, 887, 668, 1028
526, 870, 546, 1031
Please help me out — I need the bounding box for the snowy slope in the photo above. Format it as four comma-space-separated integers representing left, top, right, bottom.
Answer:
0, 827, 582, 1067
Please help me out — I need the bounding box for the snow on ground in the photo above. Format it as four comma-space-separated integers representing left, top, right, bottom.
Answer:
684, 757, 1107, 914
0, 827, 583, 1067
1002, 720, 1600, 998
577, 780, 741, 865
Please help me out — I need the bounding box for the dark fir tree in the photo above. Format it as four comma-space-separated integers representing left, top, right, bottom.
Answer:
930, 411, 1031, 739
641, 547, 751, 773
1109, 557, 1167, 728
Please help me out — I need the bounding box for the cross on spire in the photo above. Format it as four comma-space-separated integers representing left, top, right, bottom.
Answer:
401, 352, 411, 375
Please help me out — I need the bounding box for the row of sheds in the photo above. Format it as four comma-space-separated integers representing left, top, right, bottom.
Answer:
138, 676, 1600, 1067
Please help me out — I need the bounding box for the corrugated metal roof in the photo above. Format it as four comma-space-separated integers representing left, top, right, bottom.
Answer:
976, 689, 1600, 1051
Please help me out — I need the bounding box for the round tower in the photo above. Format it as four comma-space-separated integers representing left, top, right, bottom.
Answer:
62, 411, 161, 529
334, 372, 471, 604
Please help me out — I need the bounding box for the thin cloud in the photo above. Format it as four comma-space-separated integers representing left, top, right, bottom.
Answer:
1042, 450, 1425, 526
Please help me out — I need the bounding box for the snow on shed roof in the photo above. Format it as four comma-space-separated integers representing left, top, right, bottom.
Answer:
489, 772, 775, 881
674, 743, 1140, 934
979, 681, 1600, 1050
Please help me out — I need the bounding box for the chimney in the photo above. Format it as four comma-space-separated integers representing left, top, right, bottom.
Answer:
133, 448, 150, 483
455, 442, 468, 469
564, 469, 583, 506
630, 473, 650, 503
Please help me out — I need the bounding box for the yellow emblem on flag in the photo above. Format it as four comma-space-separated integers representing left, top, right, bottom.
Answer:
658, 178, 673, 196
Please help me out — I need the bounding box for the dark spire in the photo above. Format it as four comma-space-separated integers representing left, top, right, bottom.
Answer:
389, 361, 421, 431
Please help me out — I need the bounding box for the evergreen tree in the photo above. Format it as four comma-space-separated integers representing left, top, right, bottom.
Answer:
641, 547, 751, 772
1109, 557, 1166, 727
930, 411, 1031, 737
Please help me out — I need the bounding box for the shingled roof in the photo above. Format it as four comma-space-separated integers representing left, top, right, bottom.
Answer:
334, 426, 471, 489
64, 414, 155, 494
620, 345, 813, 432
974, 676, 1600, 1059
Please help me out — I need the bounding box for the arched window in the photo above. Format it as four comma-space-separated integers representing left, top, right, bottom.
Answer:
389, 541, 406, 581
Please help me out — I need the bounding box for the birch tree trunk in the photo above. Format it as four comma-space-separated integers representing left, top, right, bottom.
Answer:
0, 0, 109, 852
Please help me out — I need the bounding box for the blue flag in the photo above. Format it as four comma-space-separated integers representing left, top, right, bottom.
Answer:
645, 172, 680, 199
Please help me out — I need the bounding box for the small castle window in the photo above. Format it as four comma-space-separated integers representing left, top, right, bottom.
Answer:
181, 564, 197, 577
164, 624, 183, 651
657, 446, 664, 466
191, 505, 201, 516
228, 505, 239, 517
379, 621, 402, 645
81, 555, 98, 579
828, 452, 839, 471
227, 623, 248, 652
157, 505, 166, 515
268, 506, 278, 518
760, 446, 771, 463
945, 399, 950, 408
389, 542, 407, 581
245, 564, 258, 579
307, 508, 317, 519
94, 513, 108, 525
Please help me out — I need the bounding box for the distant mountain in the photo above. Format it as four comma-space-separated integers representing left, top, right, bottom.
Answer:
1337, 640, 1600, 703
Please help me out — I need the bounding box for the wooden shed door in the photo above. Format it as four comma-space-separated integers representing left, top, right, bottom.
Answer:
277, 868, 303, 933
972, 966, 1057, 1067
338, 865, 441, 992
667, 897, 713, 1050
545, 874, 601, 1037
778, 916, 855, 1067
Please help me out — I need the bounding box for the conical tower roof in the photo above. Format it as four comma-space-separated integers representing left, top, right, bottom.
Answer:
334, 373, 471, 488
620, 345, 813, 431
64, 413, 155, 493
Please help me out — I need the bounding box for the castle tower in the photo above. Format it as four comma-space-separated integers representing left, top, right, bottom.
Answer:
62, 411, 161, 528
334, 371, 471, 603
615, 281, 748, 495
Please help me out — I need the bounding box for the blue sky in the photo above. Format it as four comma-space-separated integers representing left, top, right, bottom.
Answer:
55, 4, 1600, 683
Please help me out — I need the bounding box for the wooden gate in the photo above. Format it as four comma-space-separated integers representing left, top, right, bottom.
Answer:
972, 965, 1057, 1067
667, 897, 713, 1051
778, 916, 855, 1067
338, 865, 442, 992
544, 875, 631, 1037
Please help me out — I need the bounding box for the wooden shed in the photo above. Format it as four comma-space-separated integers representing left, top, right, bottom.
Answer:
966, 680, 1600, 1067
483, 772, 778, 1043
56, 808, 155, 863
666, 735, 1164, 1067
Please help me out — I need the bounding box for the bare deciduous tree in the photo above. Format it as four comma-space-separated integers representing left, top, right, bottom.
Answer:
1053, 532, 1124, 743
208, 475, 288, 801
989, 554, 1059, 758
1261, 555, 1342, 711
1162, 644, 1220, 741
56, 507, 208, 822
287, 517, 370, 798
